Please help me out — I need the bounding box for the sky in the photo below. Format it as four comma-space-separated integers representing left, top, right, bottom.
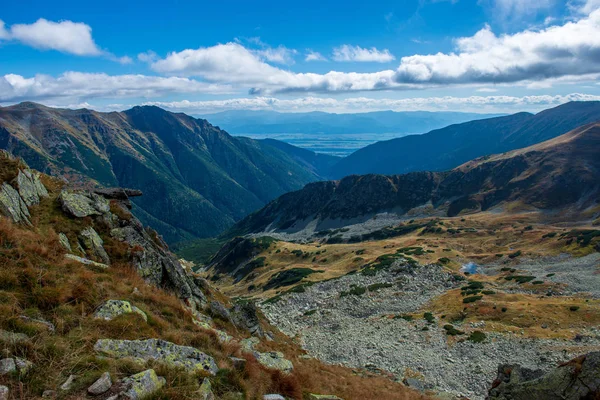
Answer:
1, 0, 600, 114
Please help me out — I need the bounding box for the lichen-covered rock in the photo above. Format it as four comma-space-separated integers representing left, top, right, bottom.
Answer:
94, 338, 218, 375
58, 233, 72, 252
19, 315, 55, 332
120, 369, 165, 400
58, 190, 110, 218
65, 253, 109, 269
94, 300, 147, 322
199, 378, 215, 400
488, 352, 600, 400
15, 169, 48, 206
0, 385, 8, 400
240, 337, 293, 373
0, 330, 29, 345
230, 301, 264, 337
210, 301, 231, 320
60, 374, 76, 391
0, 357, 32, 375
79, 227, 110, 264
88, 372, 112, 395
308, 394, 344, 400
192, 312, 213, 329
0, 182, 31, 225
263, 395, 285, 400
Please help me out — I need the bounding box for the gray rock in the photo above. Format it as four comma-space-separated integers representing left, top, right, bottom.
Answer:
263, 395, 285, 400
0, 329, 29, 344
14, 357, 32, 375
58, 190, 110, 218
60, 374, 76, 391
403, 377, 425, 391
94, 300, 147, 322
0, 386, 8, 400
19, 315, 55, 332
41, 390, 56, 398
88, 372, 112, 395
240, 338, 293, 373
210, 301, 231, 320
230, 301, 264, 337
0, 358, 16, 375
94, 188, 143, 200
94, 338, 218, 375
65, 253, 109, 269
58, 233, 72, 252
199, 378, 215, 400
0, 182, 31, 225
15, 169, 48, 206
307, 395, 344, 400
120, 369, 165, 400
488, 352, 600, 399
79, 227, 110, 264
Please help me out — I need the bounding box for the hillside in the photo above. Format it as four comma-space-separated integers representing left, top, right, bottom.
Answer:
0, 102, 337, 243
330, 101, 600, 178
200, 109, 504, 135
229, 122, 600, 239
0, 150, 425, 400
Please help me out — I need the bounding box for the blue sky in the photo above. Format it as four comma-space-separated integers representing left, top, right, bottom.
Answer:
1, 0, 600, 114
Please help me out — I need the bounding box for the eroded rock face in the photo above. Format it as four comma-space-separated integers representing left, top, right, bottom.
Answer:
93, 338, 218, 375
0, 182, 31, 225
119, 369, 165, 400
58, 190, 110, 218
488, 352, 600, 400
79, 227, 110, 264
230, 302, 264, 337
15, 169, 48, 206
94, 300, 147, 322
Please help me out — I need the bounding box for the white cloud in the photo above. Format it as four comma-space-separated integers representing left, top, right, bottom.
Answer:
332, 45, 396, 62
476, 87, 498, 92
137, 50, 159, 63
0, 72, 233, 102
487, 0, 555, 20
305, 50, 327, 61
0, 20, 9, 40
254, 45, 297, 64
9, 18, 102, 56
142, 93, 600, 114
394, 9, 600, 85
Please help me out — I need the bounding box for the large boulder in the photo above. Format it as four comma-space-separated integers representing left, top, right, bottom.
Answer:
58, 190, 110, 218
94, 338, 218, 375
14, 169, 48, 206
488, 352, 600, 399
230, 301, 264, 337
0, 182, 31, 225
94, 300, 147, 322
79, 227, 110, 264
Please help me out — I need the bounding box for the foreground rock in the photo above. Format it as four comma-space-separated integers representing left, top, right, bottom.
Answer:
59, 190, 110, 218
199, 378, 215, 400
79, 227, 110, 264
488, 352, 600, 400
0, 386, 8, 400
94, 300, 147, 322
0, 182, 31, 225
0, 357, 33, 375
119, 369, 165, 399
88, 372, 112, 395
241, 337, 293, 373
94, 338, 218, 375
15, 169, 48, 206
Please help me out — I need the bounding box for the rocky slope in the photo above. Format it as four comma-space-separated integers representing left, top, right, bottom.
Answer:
0, 102, 337, 243
0, 150, 426, 400
229, 122, 600, 238
330, 101, 600, 178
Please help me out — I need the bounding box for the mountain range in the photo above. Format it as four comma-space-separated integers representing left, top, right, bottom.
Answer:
0, 102, 337, 243
229, 121, 600, 237
330, 101, 600, 178
198, 109, 504, 135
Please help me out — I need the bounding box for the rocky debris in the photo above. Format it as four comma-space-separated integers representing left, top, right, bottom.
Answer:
0, 386, 8, 400
19, 315, 56, 332
199, 378, 215, 400
210, 300, 231, 320
94, 338, 218, 375
263, 395, 285, 400
230, 301, 264, 337
58, 190, 110, 218
94, 300, 147, 322
79, 227, 111, 264
0, 357, 32, 375
308, 395, 344, 400
240, 337, 293, 373
119, 369, 165, 400
65, 253, 109, 269
0, 329, 29, 344
403, 377, 426, 392
0, 182, 31, 225
488, 352, 600, 400
60, 374, 76, 391
58, 232, 72, 252
14, 169, 48, 206
88, 372, 112, 395
192, 311, 213, 329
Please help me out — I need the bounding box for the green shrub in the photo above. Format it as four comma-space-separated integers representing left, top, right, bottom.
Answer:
468, 331, 486, 343
508, 250, 522, 259
340, 285, 366, 297
570, 306, 580, 311
367, 282, 394, 292
481, 290, 496, 295
463, 295, 483, 304
443, 324, 464, 335
424, 312, 435, 323
501, 307, 507, 312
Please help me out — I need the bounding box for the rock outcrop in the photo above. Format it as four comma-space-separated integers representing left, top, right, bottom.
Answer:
118, 369, 165, 400
0, 182, 31, 225
88, 372, 112, 395
94, 338, 218, 375
487, 352, 600, 400
94, 300, 147, 322
240, 337, 293, 373
79, 227, 110, 264
59, 190, 110, 218
14, 169, 48, 206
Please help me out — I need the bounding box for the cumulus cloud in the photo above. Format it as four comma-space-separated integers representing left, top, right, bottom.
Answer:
486, 0, 555, 21
305, 50, 327, 61
9, 18, 102, 56
143, 93, 600, 114
394, 9, 600, 85
0, 20, 9, 40
332, 45, 396, 62
0, 72, 232, 102
254, 45, 297, 64
137, 50, 159, 63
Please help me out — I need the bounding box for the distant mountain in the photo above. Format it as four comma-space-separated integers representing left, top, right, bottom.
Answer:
0, 102, 338, 243
199, 110, 505, 135
330, 101, 600, 178
229, 122, 600, 237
